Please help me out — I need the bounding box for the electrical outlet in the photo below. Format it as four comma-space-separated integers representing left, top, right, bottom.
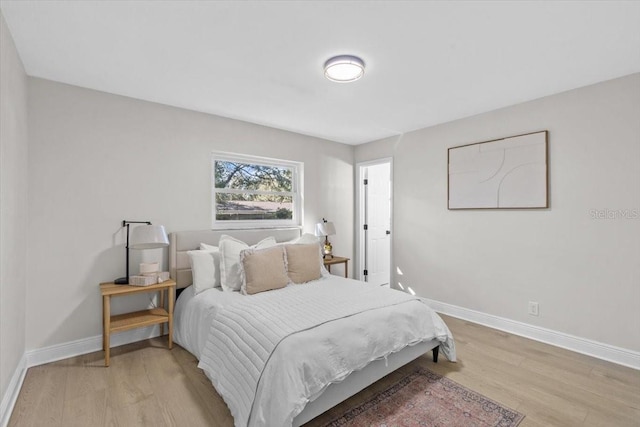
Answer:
528, 301, 539, 316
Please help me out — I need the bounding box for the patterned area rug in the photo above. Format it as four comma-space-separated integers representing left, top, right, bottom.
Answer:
324, 368, 524, 427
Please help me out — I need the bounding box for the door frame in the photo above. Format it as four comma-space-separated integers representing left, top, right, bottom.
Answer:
356, 157, 393, 284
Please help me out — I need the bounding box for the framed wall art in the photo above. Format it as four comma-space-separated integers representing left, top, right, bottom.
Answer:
448, 131, 548, 209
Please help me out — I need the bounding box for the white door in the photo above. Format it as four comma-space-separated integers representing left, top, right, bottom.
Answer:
361, 161, 391, 287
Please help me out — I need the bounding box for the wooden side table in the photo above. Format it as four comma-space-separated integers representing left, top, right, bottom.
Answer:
100, 279, 176, 367
323, 256, 350, 278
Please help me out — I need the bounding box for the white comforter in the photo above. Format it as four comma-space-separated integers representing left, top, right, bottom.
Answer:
175, 276, 455, 427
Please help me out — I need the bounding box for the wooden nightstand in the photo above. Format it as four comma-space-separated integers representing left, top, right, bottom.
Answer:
100, 279, 176, 366
323, 256, 350, 278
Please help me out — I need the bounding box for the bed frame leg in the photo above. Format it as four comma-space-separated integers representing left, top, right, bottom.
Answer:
432, 346, 439, 363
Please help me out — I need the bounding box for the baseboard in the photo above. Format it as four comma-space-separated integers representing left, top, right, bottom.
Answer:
1, 326, 162, 425
424, 298, 640, 370
26, 325, 162, 367
0, 354, 27, 427
3, 301, 638, 426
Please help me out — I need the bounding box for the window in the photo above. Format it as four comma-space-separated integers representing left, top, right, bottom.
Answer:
212, 153, 303, 228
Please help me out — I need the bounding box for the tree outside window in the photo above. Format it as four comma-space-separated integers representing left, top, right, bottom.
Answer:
212, 153, 302, 228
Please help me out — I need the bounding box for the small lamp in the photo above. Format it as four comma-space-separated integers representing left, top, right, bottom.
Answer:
114, 220, 169, 284
315, 218, 336, 258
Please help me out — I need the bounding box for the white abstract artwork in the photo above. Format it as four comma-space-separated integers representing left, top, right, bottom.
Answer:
448, 131, 548, 209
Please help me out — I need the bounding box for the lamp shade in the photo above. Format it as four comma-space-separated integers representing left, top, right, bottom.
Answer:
130, 224, 169, 249
315, 221, 336, 237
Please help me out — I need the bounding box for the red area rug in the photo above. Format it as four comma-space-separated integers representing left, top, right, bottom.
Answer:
324, 368, 524, 427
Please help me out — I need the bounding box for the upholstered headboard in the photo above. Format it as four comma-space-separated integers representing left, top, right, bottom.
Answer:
169, 228, 302, 289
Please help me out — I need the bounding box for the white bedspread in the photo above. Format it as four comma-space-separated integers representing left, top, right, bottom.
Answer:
173, 285, 241, 359
189, 277, 455, 427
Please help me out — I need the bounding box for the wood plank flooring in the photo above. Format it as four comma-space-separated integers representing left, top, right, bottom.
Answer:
9, 315, 640, 426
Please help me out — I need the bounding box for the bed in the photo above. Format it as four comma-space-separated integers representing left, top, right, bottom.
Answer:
169, 228, 455, 427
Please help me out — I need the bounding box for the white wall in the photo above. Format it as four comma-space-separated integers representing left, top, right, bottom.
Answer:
355, 73, 640, 352
0, 10, 28, 401
27, 78, 353, 350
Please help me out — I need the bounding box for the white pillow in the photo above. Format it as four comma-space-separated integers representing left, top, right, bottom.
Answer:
219, 235, 277, 292
187, 250, 217, 295
198, 243, 221, 288
288, 233, 320, 245
200, 243, 216, 251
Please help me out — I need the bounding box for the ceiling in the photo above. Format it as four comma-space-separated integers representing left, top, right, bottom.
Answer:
1, 1, 639, 145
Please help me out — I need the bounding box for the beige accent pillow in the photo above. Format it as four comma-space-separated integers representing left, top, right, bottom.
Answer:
240, 246, 289, 295
285, 243, 322, 284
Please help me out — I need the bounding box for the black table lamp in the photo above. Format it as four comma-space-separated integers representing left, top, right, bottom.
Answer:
114, 220, 170, 284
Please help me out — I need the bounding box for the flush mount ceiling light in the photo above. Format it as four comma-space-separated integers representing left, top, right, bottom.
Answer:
324, 55, 365, 82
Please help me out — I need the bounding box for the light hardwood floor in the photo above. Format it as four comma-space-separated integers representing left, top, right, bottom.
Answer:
9, 315, 640, 426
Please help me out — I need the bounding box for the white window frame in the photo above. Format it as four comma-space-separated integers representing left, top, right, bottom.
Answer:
211, 152, 303, 229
